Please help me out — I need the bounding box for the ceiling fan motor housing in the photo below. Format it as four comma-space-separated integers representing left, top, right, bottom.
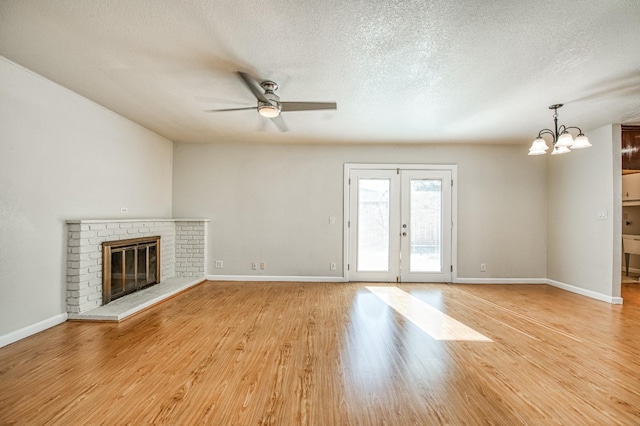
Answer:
258, 81, 281, 117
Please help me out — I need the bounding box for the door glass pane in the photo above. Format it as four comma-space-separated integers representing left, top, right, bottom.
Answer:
358, 179, 390, 271
410, 179, 441, 272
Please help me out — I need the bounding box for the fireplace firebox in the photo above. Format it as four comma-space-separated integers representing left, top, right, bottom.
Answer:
102, 236, 161, 304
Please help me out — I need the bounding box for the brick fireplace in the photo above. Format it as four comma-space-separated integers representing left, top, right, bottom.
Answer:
102, 235, 161, 304
66, 219, 208, 314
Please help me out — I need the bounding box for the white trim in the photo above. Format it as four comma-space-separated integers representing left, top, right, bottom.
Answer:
66, 218, 209, 224
342, 165, 350, 279
451, 167, 458, 283
208, 276, 623, 304
345, 163, 458, 171
546, 279, 623, 304
0, 313, 68, 348
621, 266, 640, 275
454, 278, 547, 284
207, 275, 347, 282
210, 275, 549, 285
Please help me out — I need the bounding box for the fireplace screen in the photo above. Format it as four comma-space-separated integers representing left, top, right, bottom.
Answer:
102, 236, 161, 304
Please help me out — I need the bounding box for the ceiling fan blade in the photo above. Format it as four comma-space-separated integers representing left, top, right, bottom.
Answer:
280, 102, 337, 112
237, 71, 272, 105
204, 107, 257, 112
271, 115, 289, 132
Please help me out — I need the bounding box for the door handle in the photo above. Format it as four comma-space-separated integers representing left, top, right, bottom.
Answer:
402, 232, 407, 236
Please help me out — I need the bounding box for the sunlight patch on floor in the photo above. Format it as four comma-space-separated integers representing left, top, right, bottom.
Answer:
366, 286, 492, 342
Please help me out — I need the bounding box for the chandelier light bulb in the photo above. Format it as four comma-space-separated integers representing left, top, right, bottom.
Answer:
531, 137, 549, 151
528, 137, 549, 155
551, 145, 571, 155
571, 134, 592, 149
556, 131, 574, 147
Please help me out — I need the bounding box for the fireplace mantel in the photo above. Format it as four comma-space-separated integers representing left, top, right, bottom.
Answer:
66, 218, 208, 315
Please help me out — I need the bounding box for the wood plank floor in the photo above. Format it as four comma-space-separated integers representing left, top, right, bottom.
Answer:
1, 282, 640, 425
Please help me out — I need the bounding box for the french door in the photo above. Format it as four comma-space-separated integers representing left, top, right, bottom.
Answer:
347, 167, 453, 282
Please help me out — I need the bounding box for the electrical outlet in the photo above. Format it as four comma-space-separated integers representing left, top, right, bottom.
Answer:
330, 262, 337, 271
260, 262, 266, 270
251, 262, 257, 270
480, 263, 486, 272
215, 260, 223, 269
120, 207, 128, 213
329, 216, 336, 225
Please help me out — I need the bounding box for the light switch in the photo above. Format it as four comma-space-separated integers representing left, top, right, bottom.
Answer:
597, 210, 608, 220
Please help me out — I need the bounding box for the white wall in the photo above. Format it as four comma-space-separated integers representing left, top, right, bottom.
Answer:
172, 142, 547, 280
547, 124, 621, 300
0, 58, 173, 339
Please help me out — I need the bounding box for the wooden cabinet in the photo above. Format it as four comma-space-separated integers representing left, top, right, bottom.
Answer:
622, 173, 640, 204
623, 234, 640, 275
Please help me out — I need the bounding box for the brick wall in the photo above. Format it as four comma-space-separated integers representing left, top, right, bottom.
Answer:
175, 221, 207, 277
66, 219, 207, 314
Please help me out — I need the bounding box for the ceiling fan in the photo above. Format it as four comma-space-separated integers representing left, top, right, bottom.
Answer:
206, 71, 337, 132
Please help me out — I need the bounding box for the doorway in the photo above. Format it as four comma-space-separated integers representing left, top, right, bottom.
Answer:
345, 164, 456, 282
621, 125, 640, 303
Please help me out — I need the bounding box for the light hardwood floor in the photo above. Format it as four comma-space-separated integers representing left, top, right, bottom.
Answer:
1, 282, 639, 425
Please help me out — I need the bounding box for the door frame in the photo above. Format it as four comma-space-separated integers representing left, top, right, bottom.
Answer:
343, 163, 458, 282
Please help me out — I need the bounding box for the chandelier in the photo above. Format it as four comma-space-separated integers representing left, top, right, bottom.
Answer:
528, 104, 592, 155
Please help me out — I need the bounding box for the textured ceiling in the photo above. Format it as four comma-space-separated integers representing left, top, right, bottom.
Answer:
1, 0, 640, 145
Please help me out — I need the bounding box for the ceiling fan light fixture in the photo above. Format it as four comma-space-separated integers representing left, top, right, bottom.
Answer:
258, 104, 281, 118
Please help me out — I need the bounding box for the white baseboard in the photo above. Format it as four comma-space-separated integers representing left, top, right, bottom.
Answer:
207, 275, 347, 282
621, 266, 640, 275
0, 313, 68, 349
208, 275, 623, 304
546, 279, 623, 304
453, 277, 547, 284
208, 275, 547, 285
